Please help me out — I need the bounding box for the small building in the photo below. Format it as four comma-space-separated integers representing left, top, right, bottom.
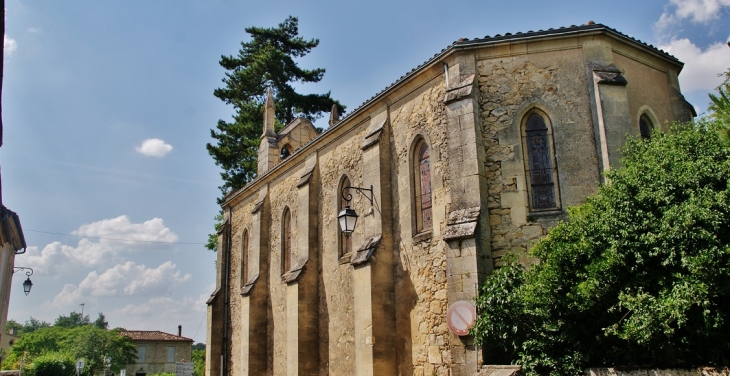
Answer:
121, 329, 193, 375
0, 329, 19, 352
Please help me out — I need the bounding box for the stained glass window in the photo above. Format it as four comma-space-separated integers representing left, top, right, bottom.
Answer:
418, 142, 433, 231
525, 114, 556, 210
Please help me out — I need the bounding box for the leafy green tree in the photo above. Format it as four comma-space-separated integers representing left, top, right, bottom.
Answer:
65, 326, 136, 375
23, 317, 51, 333
93, 313, 108, 330
24, 352, 75, 376
1, 350, 20, 370
10, 327, 68, 356
8, 322, 135, 375
54, 311, 90, 328
709, 69, 730, 146
192, 346, 205, 376
473, 123, 730, 375
207, 16, 343, 204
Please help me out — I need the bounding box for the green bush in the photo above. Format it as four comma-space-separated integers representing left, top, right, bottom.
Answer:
473, 123, 730, 375
26, 352, 75, 376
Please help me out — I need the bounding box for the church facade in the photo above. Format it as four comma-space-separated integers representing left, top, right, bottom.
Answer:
206, 23, 694, 376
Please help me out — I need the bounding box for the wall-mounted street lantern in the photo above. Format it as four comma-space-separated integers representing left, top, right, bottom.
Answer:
13, 267, 33, 296
338, 185, 373, 237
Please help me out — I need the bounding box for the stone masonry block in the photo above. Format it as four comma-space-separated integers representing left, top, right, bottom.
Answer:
500, 190, 522, 209
510, 205, 527, 227
447, 273, 463, 294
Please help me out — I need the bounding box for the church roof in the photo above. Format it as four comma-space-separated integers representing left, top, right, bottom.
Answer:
341, 22, 679, 128
120, 330, 193, 342
224, 22, 682, 204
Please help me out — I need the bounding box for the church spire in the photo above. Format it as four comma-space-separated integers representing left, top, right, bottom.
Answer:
328, 104, 340, 127
262, 87, 275, 137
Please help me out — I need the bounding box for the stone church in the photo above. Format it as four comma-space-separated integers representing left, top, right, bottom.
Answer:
206, 22, 695, 376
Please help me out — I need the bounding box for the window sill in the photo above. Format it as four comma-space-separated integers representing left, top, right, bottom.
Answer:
527, 209, 565, 222
412, 230, 433, 243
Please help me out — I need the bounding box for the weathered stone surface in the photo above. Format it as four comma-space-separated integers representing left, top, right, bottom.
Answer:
350, 235, 381, 265
477, 365, 522, 376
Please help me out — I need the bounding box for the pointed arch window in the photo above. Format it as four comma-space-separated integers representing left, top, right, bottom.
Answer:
639, 114, 653, 139
339, 177, 353, 259
414, 140, 433, 232
240, 229, 249, 289
281, 208, 292, 275
523, 112, 559, 210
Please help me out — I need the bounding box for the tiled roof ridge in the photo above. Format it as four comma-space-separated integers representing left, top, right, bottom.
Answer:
120, 330, 193, 342
223, 22, 679, 204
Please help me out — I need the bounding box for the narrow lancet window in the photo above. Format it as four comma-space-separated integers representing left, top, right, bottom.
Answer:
525, 113, 557, 210
282, 208, 292, 275
415, 141, 433, 232
240, 229, 249, 289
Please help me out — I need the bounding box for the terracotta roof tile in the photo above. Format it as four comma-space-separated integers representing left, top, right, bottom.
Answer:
120, 330, 193, 342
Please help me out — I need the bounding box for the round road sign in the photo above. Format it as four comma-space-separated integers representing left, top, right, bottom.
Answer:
446, 300, 476, 336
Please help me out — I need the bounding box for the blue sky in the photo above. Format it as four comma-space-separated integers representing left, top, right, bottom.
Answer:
2, 0, 729, 343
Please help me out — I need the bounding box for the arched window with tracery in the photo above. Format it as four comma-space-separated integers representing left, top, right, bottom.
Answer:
281, 208, 292, 275
414, 140, 433, 233
240, 229, 249, 289
639, 114, 653, 139
339, 177, 352, 259
523, 112, 559, 210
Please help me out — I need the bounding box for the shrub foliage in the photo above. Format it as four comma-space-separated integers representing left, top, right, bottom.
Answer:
472, 123, 730, 375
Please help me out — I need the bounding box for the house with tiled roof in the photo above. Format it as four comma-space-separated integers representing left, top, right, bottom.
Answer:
121, 327, 192, 376
206, 22, 695, 376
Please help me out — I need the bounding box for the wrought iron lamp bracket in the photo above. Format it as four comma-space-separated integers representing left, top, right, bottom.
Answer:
12, 267, 33, 277
341, 185, 373, 206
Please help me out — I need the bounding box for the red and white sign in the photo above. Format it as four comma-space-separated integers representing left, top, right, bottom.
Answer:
446, 300, 476, 336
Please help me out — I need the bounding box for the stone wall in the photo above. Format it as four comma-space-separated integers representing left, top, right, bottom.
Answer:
227, 197, 257, 376
390, 78, 451, 376
477, 48, 598, 266
317, 123, 368, 375
126, 341, 192, 375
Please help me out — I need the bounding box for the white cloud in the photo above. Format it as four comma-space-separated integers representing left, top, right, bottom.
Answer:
51, 261, 191, 306
73, 215, 178, 243
27, 27, 40, 34
110, 293, 208, 333
675, 0, 729, 22
135, 138, 173, 157
23, 215, 178, 275
656, 0, 730, 30
659, 38, 730, 92
4, 35, 17, 55
23, 240, 118, 275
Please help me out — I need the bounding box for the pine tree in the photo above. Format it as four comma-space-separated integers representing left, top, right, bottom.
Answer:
207, 16, 344, 202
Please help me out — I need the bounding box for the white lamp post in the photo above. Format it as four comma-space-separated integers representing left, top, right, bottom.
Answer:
337, 185, 373, 237
12, 267, 33, 296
